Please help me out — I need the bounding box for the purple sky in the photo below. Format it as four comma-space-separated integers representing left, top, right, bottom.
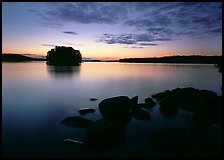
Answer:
2, 2, 222, 60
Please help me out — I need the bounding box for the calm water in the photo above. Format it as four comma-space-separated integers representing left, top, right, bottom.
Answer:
2, 62, 222, 157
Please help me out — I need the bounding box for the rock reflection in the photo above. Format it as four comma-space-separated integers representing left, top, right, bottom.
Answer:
46, 65, 80, 78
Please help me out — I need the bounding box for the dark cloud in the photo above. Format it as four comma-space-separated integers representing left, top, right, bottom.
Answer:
99, 34, 137, 44
125, 19, 153, 29
63, 31, 78, 35
36, 2, 128, 25
99, 33, 171, 46
125, 2, 222, 38
154, 15, 172, 26
124, 46, 144, 49
41, 43, 55, 47
32, 2, 221, 39
138, 43, 158, 46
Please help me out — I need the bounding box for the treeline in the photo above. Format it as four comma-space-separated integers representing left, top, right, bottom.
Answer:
119, 55, 222, 64
3, 54, 34, 61
46, 46, 82, 66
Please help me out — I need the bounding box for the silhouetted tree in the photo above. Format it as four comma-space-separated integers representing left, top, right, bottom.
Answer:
46, 46, 82, 66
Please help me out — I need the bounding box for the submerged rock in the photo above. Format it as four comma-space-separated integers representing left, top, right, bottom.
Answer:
99, 96, 132, 123
90, 98, 98, 101
84, 119, 126, 150
61, 116, 93, 128
64, 139, 84, 145
79, 108, 96, 116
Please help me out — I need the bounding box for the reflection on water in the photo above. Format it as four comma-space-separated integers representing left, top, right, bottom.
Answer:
47, 65, 80, 78
2, 62, 222, 157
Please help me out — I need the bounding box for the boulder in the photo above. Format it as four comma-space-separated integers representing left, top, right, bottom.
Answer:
99, 96, 132, 123
130, 96, 138, 110
61, 116, 93, 128
159, 104, 178, 117
152, 87, 219, 118
79, 108, 96, 116
152, 90, 171, 101
84, 119, 126, 150
144, 97, 156, 108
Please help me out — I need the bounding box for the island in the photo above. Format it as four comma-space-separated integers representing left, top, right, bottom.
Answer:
46, 46, 82, 66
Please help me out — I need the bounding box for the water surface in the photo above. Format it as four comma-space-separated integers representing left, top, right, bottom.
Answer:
2, 62, 222, 157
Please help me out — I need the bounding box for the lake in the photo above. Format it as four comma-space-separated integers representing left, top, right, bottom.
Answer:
2, 61, 222, 157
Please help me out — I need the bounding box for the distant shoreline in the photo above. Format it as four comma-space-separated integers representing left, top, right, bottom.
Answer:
2, 54, 46, 62
2, 54, 222, 65
119, 55, 222, 64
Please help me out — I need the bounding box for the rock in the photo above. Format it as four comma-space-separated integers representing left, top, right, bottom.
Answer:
90, 98, 98, 101
152, 87, 219, 118
99, 96, 132, 123
131, 109, 151, 120
159, 104, 178, 117
79, 108, 96, 116
152, 90, 171, 101
144, 97, 156, 108
84, 119, 126, 150
130, 96, 138, 110
61, 116, 93, 128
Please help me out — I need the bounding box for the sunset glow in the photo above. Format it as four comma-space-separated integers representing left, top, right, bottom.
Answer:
2, 2, 222, 60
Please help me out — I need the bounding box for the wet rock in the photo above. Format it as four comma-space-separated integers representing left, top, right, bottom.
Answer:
152, 87, 219, 119
130, 96, 138, 110
152, 90, 171, 101
84, 119, 126, 150
159, 104, 178, 117
90, 98, 98, 101
61, 116, 93, 128
79, 108, 96, 116
153, 87, 218, 112
131, 109, 151, 120
144, 97, 156, 108
99, 96, 132, 123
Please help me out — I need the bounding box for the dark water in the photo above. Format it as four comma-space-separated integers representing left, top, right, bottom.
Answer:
2, 62, 222, 157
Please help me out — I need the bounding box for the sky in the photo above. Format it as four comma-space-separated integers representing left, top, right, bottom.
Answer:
2, 2, 222, 60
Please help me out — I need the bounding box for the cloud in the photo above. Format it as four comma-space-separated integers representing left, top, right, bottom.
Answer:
41, 43, 55, 47
63, 31, 78, 35
138, 43, 158, 46
124, 2, 222, 38
99, 33, 171, 46
34, 2, 128, 25
32, 2, 221, 38
124, 46, 144, 49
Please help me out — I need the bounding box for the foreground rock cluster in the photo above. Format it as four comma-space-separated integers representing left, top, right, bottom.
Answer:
61, 95, 155, 150
60, 87, 222, 157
